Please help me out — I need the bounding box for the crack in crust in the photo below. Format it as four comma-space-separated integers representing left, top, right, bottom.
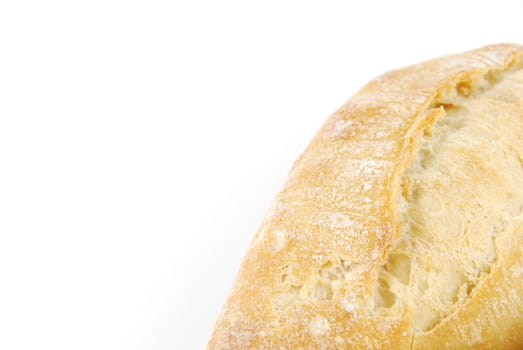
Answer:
374, 64, 523, 336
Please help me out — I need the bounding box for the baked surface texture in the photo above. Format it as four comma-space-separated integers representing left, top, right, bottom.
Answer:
207, 44, 523, 349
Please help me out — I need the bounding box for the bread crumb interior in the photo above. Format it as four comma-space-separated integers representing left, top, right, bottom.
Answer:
375, 67, 523, 333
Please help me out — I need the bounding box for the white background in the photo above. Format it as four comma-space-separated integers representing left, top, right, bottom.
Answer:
0, 1, 522, 349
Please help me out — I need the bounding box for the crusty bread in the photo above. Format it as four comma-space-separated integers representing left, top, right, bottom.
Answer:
207, 44, 523, 349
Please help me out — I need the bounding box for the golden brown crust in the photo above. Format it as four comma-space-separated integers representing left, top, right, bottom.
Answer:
207, 44, 523, 349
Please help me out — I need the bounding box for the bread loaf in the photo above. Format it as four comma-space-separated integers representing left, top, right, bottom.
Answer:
207, 44, 523, 349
